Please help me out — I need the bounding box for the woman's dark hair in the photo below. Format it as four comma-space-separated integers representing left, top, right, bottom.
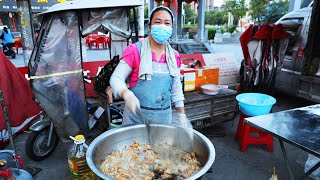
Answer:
148, 6, 173, 25
3, 27, 8, 33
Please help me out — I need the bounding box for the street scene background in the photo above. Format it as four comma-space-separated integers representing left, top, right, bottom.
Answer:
1, 0, 319, 179
6, 43, 316, 179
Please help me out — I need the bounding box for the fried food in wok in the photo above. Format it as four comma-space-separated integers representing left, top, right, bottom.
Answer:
100, 141, 201, 180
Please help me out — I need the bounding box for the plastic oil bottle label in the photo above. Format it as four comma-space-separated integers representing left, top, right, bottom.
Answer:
68, 159, 79, 175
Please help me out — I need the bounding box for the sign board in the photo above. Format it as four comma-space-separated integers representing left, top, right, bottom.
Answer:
0, 0, 59, 12
202, 53, 240, 85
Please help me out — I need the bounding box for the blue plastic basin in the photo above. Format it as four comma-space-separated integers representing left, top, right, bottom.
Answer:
236, 93, 277, 116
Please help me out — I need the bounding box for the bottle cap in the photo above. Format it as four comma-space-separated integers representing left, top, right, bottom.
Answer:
75, 135, 84, 141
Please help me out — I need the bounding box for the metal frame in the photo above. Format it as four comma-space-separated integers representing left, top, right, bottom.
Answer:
246, 115, 320, 180
278, 138, 320, 180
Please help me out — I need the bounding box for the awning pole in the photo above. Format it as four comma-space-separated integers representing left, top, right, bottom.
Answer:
16, 0, 34, 66
138, 0, 145, 41
197, 0, 205, 41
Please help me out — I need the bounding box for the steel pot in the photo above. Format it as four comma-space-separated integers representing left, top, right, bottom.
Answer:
86, 124, 215, 180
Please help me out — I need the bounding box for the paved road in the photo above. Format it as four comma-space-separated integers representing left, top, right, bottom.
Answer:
5, 43, 317, 180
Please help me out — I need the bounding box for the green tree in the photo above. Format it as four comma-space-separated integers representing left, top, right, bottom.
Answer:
265, 0, 289, 23
222, 0, 247, 25
184, 4, 197, 24
249, 0, 268, 24
205, 10, 228, 25
144, 5, 149, 19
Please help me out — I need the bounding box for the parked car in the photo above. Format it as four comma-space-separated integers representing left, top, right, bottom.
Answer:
275, 2, 320, 102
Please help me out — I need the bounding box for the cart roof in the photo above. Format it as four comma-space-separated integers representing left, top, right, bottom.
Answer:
40, 0, 142, 14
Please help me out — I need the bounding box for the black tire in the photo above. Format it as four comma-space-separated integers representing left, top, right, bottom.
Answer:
25, 127, 59, 161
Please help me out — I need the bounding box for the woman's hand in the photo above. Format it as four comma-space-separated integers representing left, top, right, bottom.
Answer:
177, 113, 193, 129
122, 89, 140, 114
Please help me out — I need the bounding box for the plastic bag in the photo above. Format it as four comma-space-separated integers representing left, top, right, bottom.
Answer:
305, 153, 320, 180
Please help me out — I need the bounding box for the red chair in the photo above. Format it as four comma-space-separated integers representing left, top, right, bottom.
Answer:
95, 36, 107, 50
14, 38, 22, 54
235, 113, 273, 152
85, 34, 99, 49
85, 36, 90, 46
105, 36, 110, 49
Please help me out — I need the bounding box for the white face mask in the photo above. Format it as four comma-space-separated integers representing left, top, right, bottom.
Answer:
150, 24, 173, 44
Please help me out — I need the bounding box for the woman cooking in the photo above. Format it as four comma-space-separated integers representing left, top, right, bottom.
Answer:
110, 6, 187, 125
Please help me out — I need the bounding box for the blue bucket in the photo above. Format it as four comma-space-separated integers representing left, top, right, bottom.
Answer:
236, 93, 277, 116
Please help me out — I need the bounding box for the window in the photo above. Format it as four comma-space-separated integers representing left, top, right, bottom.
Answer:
280, 18, 304, 56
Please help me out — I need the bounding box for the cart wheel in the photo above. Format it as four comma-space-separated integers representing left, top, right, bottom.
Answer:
25, 127, 59, 161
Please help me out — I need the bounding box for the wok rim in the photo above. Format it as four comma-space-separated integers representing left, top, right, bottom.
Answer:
86, 124, 215, 180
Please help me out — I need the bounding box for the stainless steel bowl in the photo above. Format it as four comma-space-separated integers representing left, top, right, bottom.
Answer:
86, 124, 215, 180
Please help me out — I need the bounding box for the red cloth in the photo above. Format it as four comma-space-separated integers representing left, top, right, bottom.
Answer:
0, 52, 41, 131
240, 24, 254, 66
253, 24, 274, 69
272, 24, 289, 40
253, 24, 273, 40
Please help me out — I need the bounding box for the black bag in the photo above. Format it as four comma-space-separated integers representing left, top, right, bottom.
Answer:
94, 55, 120, 92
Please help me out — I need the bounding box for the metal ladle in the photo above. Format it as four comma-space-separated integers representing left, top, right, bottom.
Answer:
135, 107, 151, 144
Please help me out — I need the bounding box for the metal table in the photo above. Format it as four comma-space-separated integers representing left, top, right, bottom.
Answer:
245, 104, 320, 180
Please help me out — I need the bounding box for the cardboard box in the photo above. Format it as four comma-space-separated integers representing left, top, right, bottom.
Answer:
180, 69, 196, 92
195, 67, 219, 90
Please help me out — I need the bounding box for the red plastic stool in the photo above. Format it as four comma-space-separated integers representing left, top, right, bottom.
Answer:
235, 113, 273, 152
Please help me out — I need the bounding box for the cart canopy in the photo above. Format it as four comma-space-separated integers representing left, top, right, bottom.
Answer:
40, 0, 142, 14
28, 1, 141, 140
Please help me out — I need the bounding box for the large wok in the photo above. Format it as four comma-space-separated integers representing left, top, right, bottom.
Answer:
86, 124, 215, 180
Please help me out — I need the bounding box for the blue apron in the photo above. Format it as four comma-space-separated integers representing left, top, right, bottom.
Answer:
123, 61, 174, 125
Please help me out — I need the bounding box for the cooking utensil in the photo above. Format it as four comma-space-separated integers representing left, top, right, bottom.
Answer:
86, 124, 215, 180
135, 106, 151, 144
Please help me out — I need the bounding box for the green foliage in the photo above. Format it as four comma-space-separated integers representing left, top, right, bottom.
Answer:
249, 0, 268, 23
205, 10, 228, 25
207, 27, 216, 40
184, 4, 197, 24
183, 24, 198, 28
227, 25, 237, 33
144, 5, 148, 19
249, 0, 289, 24
265, 0, 289, 23
182, 26, 230, 40
182, 25, 196, 39
222, 0, 247, 25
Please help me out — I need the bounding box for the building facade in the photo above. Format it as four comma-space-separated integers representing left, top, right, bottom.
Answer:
0, 0, 62, 32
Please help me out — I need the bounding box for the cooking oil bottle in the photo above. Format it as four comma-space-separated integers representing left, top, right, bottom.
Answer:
68, 135, 97, 180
